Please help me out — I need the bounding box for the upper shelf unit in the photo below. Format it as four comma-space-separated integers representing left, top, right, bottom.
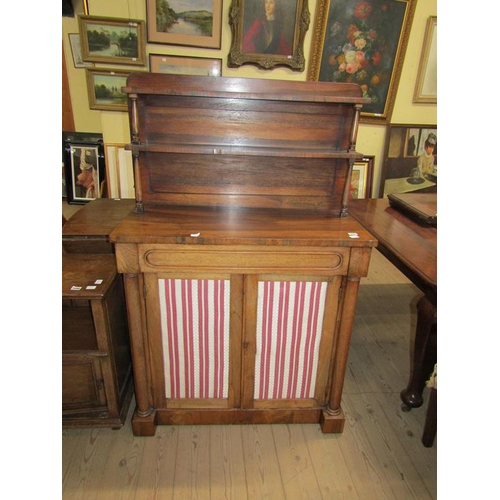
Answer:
123, 74, 370, 216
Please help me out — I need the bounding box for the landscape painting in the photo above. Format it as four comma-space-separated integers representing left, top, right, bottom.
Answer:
78, 16, 146, 66
86, 69, 130, 112
147, 0, 222, 48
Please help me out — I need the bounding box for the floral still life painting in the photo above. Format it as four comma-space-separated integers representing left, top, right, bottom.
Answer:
310, 0, 411, 118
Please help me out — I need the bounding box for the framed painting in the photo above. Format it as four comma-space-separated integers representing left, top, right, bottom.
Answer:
68, 33, 93, 68
149, 54, 222, 76
308, 0, 416, 123
86, 69, 131, 112
349, 156, 374, 199
63, 133, 106, 205
228, 0, 310, 71
379, 124, 437, 197
413, 16, 437, 104
146, 0, 222, 49
78, 15, 146, 66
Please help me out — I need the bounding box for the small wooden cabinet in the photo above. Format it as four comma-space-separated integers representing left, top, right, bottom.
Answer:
110, 74, 377, 436
62, 254, 133, 428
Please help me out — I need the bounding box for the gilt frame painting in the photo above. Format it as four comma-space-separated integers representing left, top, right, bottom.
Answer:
78, 15, 146, 66
307, 0, 416, 123
227, 0, 310, 71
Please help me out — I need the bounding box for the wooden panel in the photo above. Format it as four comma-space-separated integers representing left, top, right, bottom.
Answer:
139, 152, 348, 212
62, 355, 106, 409
62, 42, 75, 132
139, 245, 350, 274
140, 96, 354, 150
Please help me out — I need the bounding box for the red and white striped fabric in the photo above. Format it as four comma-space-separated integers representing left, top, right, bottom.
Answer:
158, 278, 230, 399
254, 281, 327, 400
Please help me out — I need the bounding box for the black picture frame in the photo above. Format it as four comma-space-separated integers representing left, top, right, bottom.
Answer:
63, 132, 106, 204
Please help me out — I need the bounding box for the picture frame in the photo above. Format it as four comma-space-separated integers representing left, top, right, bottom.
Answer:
68, 33, 93, 68
349, 156, 374, 199
307, 0, 416, 123
149, 54, 222, 76
146, 0, 222, 49
413, 16, 437, 104
78, 15, 146, 66
86, 69, 131, 112
63, 132, 106, 205
228, 0, 310, 71
379, 124, 437, 197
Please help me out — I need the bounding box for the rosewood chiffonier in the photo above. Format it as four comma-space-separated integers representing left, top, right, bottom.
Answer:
109, 74, 377, 436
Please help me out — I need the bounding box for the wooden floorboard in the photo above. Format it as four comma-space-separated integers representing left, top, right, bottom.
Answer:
62, 249, 437, 499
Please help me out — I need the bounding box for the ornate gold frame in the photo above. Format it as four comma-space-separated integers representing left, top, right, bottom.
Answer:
228, 0, 310, 71
307, 0, 416, 123
413, 16, 437, 104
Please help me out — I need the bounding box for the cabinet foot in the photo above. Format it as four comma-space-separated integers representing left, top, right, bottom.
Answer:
320, 408, 345, 433
131, 408, 157, 436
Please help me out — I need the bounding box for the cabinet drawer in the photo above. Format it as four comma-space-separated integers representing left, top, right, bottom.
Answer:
139, 244, 350, 274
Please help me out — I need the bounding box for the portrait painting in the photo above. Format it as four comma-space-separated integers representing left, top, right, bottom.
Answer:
228, 0, 310, 71
63, 133, 106, 204
380, 124, 437, 197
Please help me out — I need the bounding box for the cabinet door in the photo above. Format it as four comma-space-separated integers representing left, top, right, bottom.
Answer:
62, 354, 107, 412
143, 273, 243, 409
241, 274, 343, 409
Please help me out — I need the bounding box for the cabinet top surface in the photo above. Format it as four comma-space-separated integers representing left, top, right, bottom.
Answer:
124, 73, 371, 105
109, 205, 377, 248
62, 254, 118, 298
62, 199, 136, 238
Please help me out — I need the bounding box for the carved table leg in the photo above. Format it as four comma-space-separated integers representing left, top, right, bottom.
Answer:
400, 293, 437, 411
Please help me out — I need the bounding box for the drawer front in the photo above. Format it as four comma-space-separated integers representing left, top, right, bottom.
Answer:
138, 244, 350, 275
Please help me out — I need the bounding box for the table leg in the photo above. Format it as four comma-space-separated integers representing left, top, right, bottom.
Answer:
400, 293, 437, 410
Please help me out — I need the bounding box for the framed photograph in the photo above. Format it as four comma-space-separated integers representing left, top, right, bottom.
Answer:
63, 132, 106, 205
227, 0, 310, 71
379, 124, 437, 197
146, 0, 222, 49
307, 0, 416, 123
68, 33, 93, 68
413, 16, 437, 104
149, 54, 222, 76
86, 69, 131, 112
349, 156, 374, 199
78, 15, 146, 66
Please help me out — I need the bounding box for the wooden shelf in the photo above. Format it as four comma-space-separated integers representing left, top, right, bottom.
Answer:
126, 142, 365, 159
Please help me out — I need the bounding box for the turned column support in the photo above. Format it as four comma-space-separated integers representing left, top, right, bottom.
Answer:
321, 276, 361, 432
123, 273, 153, 418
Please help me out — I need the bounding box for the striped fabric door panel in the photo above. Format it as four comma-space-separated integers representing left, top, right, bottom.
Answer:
254, 280, 328, 400
158, 278, 230, 399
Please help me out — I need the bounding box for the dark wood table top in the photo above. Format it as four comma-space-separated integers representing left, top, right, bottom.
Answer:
348, 197, 436, 293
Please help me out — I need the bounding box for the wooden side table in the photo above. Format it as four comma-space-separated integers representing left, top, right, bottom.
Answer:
62, 254, 134, 429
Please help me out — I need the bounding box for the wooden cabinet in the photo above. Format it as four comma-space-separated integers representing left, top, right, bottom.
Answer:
62, 254, 133, 428
110, 74, 377, 436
